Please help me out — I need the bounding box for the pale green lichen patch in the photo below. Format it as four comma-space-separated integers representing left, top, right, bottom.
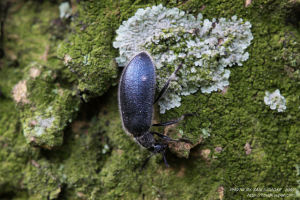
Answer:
29, 115, 56, 137
113, 4, 253, 113
59, 2, 72, 19
264, 89, 287, 112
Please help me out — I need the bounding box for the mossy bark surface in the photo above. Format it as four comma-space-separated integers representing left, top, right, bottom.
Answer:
0, 0, 299, 199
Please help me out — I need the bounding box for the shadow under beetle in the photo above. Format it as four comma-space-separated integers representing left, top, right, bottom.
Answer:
118, 52, 191, 167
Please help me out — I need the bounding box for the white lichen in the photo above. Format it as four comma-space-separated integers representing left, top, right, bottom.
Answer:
102, 144, 110, 154
201, 128, 211, 139
23, 106, 56, 138
264, 89, 286, 112
113, 5, 253, 113
59, 2, 72, 19
34, 116, 56, 136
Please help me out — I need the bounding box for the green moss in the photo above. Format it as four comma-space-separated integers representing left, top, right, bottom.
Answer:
72, 90, 224, 199
23, 159, 62, 199
16, 62, 79, 148
0, 1, 81, 148
57, 1, 120, 99
0, 99, 33, 195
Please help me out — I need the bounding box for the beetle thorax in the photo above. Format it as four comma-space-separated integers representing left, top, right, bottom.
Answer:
136, 132, 155, 149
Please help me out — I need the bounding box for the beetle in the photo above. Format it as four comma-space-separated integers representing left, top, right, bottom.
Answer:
118, 51, 190, 166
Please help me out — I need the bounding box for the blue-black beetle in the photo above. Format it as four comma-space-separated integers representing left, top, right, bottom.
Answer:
118, 52, 190, 166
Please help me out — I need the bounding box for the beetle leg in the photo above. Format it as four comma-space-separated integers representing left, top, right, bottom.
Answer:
152, 119, 180, 126
151, 131, 176, 141
162, 151, 169, 167
154, 63, 183, 104
152, 113, 193, 127
151, 131, 193, 144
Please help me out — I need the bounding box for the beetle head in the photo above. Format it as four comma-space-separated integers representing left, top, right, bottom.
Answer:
151, 143, 168, 154
136, 132, 168, 153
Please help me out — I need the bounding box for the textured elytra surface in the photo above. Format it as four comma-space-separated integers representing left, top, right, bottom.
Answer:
0, 0, 300, 199
119, 52, 155, 136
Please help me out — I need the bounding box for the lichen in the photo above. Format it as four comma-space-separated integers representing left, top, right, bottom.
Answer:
113, 4, 253, 113
59, 2, 72, 19
264, 89, 287, 112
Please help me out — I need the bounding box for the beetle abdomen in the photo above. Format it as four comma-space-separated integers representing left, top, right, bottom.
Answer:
119, 52, 156, 137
